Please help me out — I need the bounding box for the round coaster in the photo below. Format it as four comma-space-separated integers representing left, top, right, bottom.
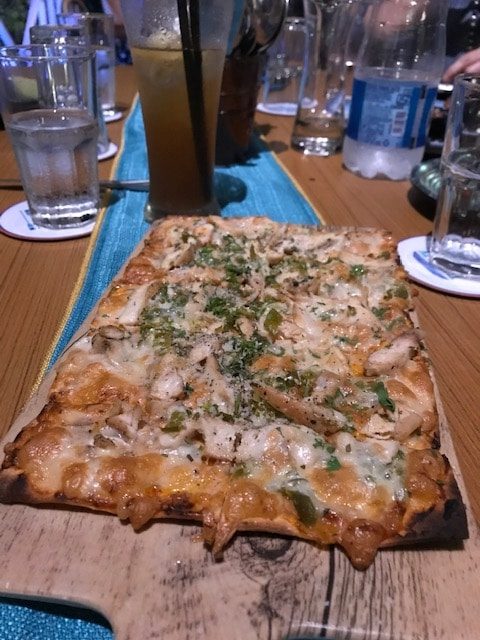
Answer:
0, 201, 95, 241
398, 235, 480, 298
103, 108, 123, 123
97, 140, 118, 161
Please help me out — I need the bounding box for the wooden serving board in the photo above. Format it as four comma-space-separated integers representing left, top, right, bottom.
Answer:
0, 379, 479, 640
0, 225, 478, 639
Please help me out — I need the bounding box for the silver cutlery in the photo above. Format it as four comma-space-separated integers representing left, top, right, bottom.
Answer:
0, 179, 149, 192
413, 250, 452, 280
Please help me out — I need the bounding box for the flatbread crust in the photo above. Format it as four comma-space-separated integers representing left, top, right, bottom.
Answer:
0, 216, 468, 569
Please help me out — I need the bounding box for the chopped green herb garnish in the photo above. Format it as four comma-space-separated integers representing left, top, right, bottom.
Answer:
372, 381, 396, 412
272, 369, 317, 397
372, 306, 388, 319
313, 438, 335, 454
281, 489, 317, 526
221, 333, 269, 378
195, 245, 219, 266
140, 313, 173, 349
232, 463, 249, 478
264, 308, 283, 338
384, 284, 409, 300
386, 316, 405, 331
349, 264, 367, 279
324, 387, 344, 409
326, 456, 341, 472
163, 411, 185, 433
225, 260, 250, 288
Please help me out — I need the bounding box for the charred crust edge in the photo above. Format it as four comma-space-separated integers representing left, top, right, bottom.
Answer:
382, 468, 469, 548
0, 471, 44, 505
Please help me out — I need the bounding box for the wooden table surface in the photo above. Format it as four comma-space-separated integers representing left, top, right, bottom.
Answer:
0, 62, 479, 534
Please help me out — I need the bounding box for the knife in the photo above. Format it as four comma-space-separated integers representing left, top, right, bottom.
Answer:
0, 179, 150, 192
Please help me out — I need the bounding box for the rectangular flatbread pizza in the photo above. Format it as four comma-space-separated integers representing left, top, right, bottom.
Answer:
0, 216, 468, 569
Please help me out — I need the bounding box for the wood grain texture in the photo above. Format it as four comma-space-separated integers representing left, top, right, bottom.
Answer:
0, 67, 480, 639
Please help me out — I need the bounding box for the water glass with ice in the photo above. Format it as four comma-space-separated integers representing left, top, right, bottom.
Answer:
0, 44, 99, 229
58, 13, 116, 117
430, 74, 480, 278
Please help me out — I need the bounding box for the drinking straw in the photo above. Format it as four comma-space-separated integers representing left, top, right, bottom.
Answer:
177, 0, 211, 201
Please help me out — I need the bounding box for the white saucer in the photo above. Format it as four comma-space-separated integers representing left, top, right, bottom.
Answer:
398, 235, 480, 298
257, 102, 297, 116
98, 141, 118, 161
103, 109, 123, 123
0, 201, 95, 241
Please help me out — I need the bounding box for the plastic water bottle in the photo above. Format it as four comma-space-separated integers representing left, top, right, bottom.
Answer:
343, 0, 448, 180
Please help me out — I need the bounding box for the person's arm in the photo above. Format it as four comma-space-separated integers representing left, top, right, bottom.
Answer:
106, 0, 124, 26
443, 46, 480, 82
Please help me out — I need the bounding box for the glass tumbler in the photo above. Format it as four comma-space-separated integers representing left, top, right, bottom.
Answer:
58, 13, 116, 117
430, 74, 480, 278
291, 0, 349, 156
119, 0, 234, 221
0, 44, 99, 229
30, 23, 111, 157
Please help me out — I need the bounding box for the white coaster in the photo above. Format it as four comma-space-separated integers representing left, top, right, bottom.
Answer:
98, 141, 118, 161
0, 201, 95, 241
398, 235, 480, 298
257, 102, 297, 116
103, 108, 123, 123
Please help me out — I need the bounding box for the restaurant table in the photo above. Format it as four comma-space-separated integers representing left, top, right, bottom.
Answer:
0, 64, 479, 638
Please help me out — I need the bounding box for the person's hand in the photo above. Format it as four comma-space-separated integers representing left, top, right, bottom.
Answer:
443, 47, 480, 83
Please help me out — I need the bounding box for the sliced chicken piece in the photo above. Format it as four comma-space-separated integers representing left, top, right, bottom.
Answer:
199, 418, 239, 461
364, 332, 418, 376
254, 384, 347, 434
358, 414, 394, 440
189, 336, 220, 364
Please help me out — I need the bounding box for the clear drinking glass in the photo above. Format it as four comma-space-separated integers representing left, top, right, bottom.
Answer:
0, 44, 99, 229
430, 74, 480, 278
30, 23, 111, 157
257, 16, 307, 116
119, 0, 234, 220
57, 13, 116, 116
291, 0, 349, 156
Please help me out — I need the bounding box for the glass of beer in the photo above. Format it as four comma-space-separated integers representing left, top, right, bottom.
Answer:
120, 0, 234, 220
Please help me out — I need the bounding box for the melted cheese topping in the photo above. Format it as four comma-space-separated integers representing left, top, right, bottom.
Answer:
3, 217, 443, 566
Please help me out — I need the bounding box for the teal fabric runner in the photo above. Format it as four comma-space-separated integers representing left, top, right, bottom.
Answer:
0, 98, 320, 639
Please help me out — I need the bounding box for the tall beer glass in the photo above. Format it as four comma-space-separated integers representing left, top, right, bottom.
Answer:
120, 0, 234, 220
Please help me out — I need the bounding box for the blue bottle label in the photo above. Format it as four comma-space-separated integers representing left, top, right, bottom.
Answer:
347, 77, 437, 149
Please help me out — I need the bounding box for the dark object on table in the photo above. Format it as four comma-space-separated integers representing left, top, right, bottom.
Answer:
426, 84, 452, 156
411, 158, 441, 200
215, 52, 265, 165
